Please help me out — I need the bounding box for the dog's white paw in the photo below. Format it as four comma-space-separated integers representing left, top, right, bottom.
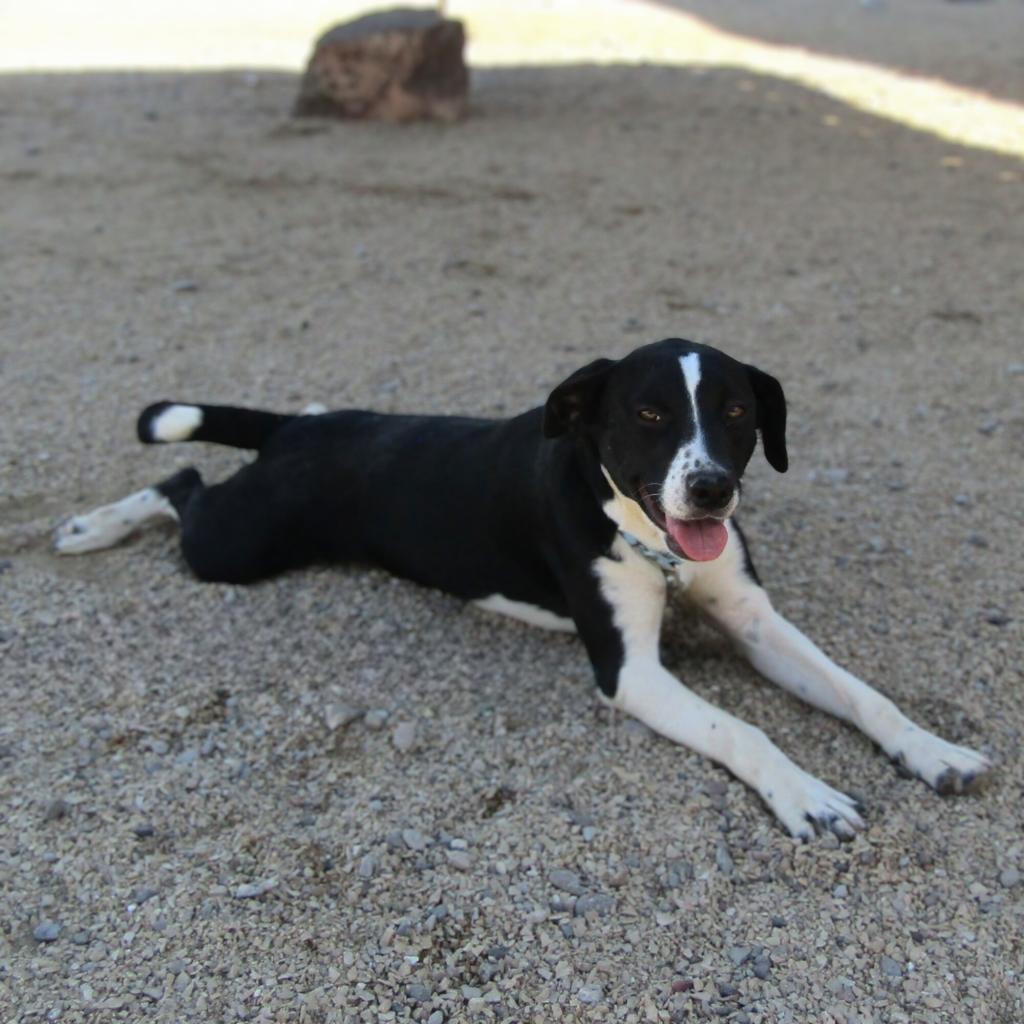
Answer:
54, 510, 131, 555
54, 488, 177, 556
892, 729, 992, 795
762, 767, 865, 841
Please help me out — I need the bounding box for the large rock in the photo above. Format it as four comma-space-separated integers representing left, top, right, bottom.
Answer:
293, 8, 468, 122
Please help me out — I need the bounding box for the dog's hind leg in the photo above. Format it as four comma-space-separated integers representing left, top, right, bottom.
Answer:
54, 468, 202, 555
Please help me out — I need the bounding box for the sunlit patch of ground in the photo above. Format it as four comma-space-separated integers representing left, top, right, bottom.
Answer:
3, 0, 1022, 158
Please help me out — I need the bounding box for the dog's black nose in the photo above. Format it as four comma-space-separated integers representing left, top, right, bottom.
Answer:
689, 472, 734, 511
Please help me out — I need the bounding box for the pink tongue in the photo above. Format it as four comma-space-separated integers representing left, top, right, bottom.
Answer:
666, 518, 728, 561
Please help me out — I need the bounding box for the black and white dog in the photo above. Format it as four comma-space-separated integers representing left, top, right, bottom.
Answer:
55, 338, 990, 838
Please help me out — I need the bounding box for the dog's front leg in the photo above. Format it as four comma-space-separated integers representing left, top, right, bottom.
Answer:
687, 525, 992, 794
565, 538, 864, 839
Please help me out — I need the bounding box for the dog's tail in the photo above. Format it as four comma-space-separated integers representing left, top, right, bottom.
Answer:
137, 401, 294, 451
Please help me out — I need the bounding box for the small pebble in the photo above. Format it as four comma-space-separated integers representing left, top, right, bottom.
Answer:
364, 709, 389, 731
171, 279, 199, 293
622, 719, 653, 742
392, 721, 417, 753
427, 1013, 444, 1024
33, 921, 61, 943
549, 868, 584, 895
577, 984, 603, 1004
407, 983, 431, 1002
324, 703, 362, 731
445, 849, 471, 871
727, 946, 751, 966
234, 879, 275, 899
402, 829, 428, 851
880, 955, 902, 978
715, 841, 735, 876
574, 893, 614, 917
43, 798, 70, 822
358, 854, 377, 879
999, 867, 1020, 888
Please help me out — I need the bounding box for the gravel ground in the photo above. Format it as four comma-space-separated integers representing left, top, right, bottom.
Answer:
2, 10, 1023, 1024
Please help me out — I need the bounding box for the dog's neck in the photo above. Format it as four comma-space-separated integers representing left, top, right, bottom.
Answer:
598, 466, 667, 554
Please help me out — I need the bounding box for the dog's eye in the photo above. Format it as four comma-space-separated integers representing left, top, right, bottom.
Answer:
637, 408, 663, 424
725, 404, 746, 420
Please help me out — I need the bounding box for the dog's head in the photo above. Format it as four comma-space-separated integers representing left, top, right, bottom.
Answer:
544, 338, 787, 561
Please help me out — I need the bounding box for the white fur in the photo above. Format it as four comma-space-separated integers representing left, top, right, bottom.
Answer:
150, 404, 202, 442
600, 467, 668, 554
687, 527, 991, 792
595, 536, 864, 839
475, 594, 576, 633
662, 353, 738, 521
301, 402, 327, 416
54, 488, 178, 555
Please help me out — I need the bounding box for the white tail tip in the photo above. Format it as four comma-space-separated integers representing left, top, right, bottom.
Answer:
150, 404, 202, 442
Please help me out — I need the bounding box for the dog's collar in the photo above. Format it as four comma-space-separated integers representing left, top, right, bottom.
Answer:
619, 530, 685, 572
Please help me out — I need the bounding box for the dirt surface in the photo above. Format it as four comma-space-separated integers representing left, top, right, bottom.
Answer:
2, 5, 1023, 1023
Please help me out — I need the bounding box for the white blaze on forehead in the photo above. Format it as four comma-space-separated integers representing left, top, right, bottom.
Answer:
661, 353, 720, 518
679, 352, 711, 466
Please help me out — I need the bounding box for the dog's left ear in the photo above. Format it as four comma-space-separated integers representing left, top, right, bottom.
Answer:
543, 358, 617, 438
746, 364, 788, 472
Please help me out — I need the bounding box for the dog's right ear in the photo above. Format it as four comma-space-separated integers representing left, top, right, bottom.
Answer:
543, 358, 617, 438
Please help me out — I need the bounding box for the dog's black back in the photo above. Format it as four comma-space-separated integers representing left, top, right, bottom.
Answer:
144, 404, 609, 612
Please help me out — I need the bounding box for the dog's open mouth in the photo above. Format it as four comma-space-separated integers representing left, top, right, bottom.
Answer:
637, 485, 729, 562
